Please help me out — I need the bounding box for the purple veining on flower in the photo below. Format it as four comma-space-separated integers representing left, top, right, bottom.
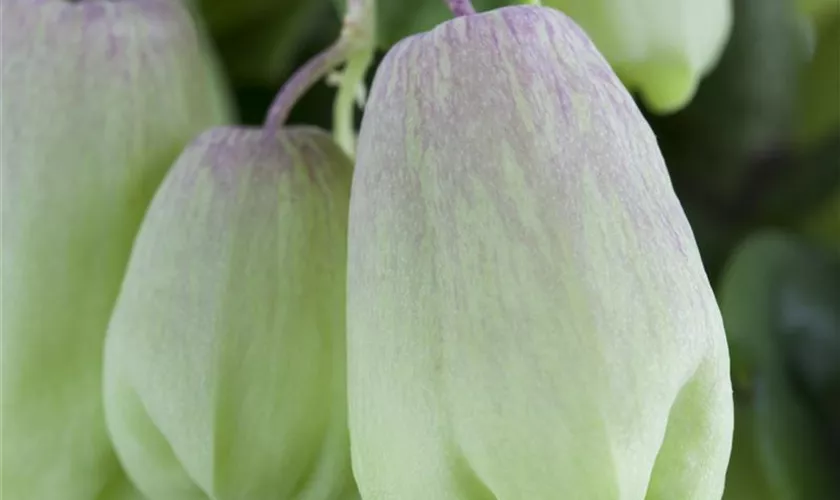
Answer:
348, 5, 732, 498
102, 121, 353, 498
447, 0, 477, 18
0, 0, 232, 497
172, 126, 348, 196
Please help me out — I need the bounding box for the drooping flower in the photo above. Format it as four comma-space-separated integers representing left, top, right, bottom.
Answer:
347, 6, 734, 498
103, 127, 356, 500
544, 0, 733, 113
0, 0, 231, 498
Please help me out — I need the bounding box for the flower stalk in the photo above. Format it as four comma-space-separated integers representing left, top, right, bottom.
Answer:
265, 0, 376, 144
446, 0, 476, 16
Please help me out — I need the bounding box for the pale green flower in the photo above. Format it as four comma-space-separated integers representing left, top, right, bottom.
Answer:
0, 0, 230, 498
103, 127, 356, 500
544, 0, 732, 113
347, 6, 734, 498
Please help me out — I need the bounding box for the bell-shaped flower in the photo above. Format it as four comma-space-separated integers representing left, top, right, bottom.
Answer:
545, 0, 732, 113
347, 6, 734, 499
103, 127, 356, 500
0, 1, 231, 498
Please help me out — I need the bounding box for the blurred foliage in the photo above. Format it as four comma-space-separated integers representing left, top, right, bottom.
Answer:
645, 0, 840, 276
543, 0, 733, 114
190, 0, 839, 498
726, 369, 838, 500
332, 0, 510, 48
775, 247, 840, 439
801, 190, 840, 250
720, 233, 840, 498
799, 0, 840, 18
212, 2, 327, 85
649, 0, 810, 199
796, 14, 840, 145
184, 0, 328, 85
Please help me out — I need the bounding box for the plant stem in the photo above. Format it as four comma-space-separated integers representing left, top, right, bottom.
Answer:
264, 0, 375, 131
333, 49, 373, 156
264, 41, 349, 131
446, 0, 476, 17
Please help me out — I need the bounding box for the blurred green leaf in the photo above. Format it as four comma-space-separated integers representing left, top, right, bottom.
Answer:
725, 365, 839, 500
798, 0, 840, 19
723, 332, 840, 500
215, 1, 332, 85
775, 246, 840, 435
719, 232, 840, 499
198, 0, 305, 37
748, 134, 840, 228
724, 402, 778, 500
718, 231, 807, 384
795, 14, 840, 145
801, 191, 840, 251
332, 0, 509, 48
747, 369, 839, 499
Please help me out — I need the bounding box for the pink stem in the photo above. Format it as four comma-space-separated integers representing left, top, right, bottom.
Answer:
264, 41, 348, 130
446, 0, 476, 16
263, 0, 372, 130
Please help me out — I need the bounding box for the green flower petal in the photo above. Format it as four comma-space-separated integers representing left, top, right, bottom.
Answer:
103, 127, 355, 500
544, 0, 733, 113
0, 1, 231, 498
348, 6, 734, 498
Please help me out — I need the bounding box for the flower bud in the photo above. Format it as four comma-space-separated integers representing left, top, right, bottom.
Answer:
544, 0, 732, 113
0, 1, 230, 498
347, 6, 733, 498
103, 127, 355, 500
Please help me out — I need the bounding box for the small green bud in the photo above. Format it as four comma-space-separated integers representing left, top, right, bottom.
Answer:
544, 0, 733, 113
347, 6, 733, 498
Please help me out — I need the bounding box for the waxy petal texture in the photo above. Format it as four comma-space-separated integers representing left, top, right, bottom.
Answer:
0, 1, 230, 498
348, 6, 733, 499
545, 0, 732, 113
103, 127, 355, 500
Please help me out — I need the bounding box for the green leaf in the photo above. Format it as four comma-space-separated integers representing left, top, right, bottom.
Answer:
723, 402, 780, 500
725, 364, 839, 500
719, 232, 840, 499
718, 232, 807, 385
723, 348, 840, 500
775, 246, 840, 431
752, 370, 840, 499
